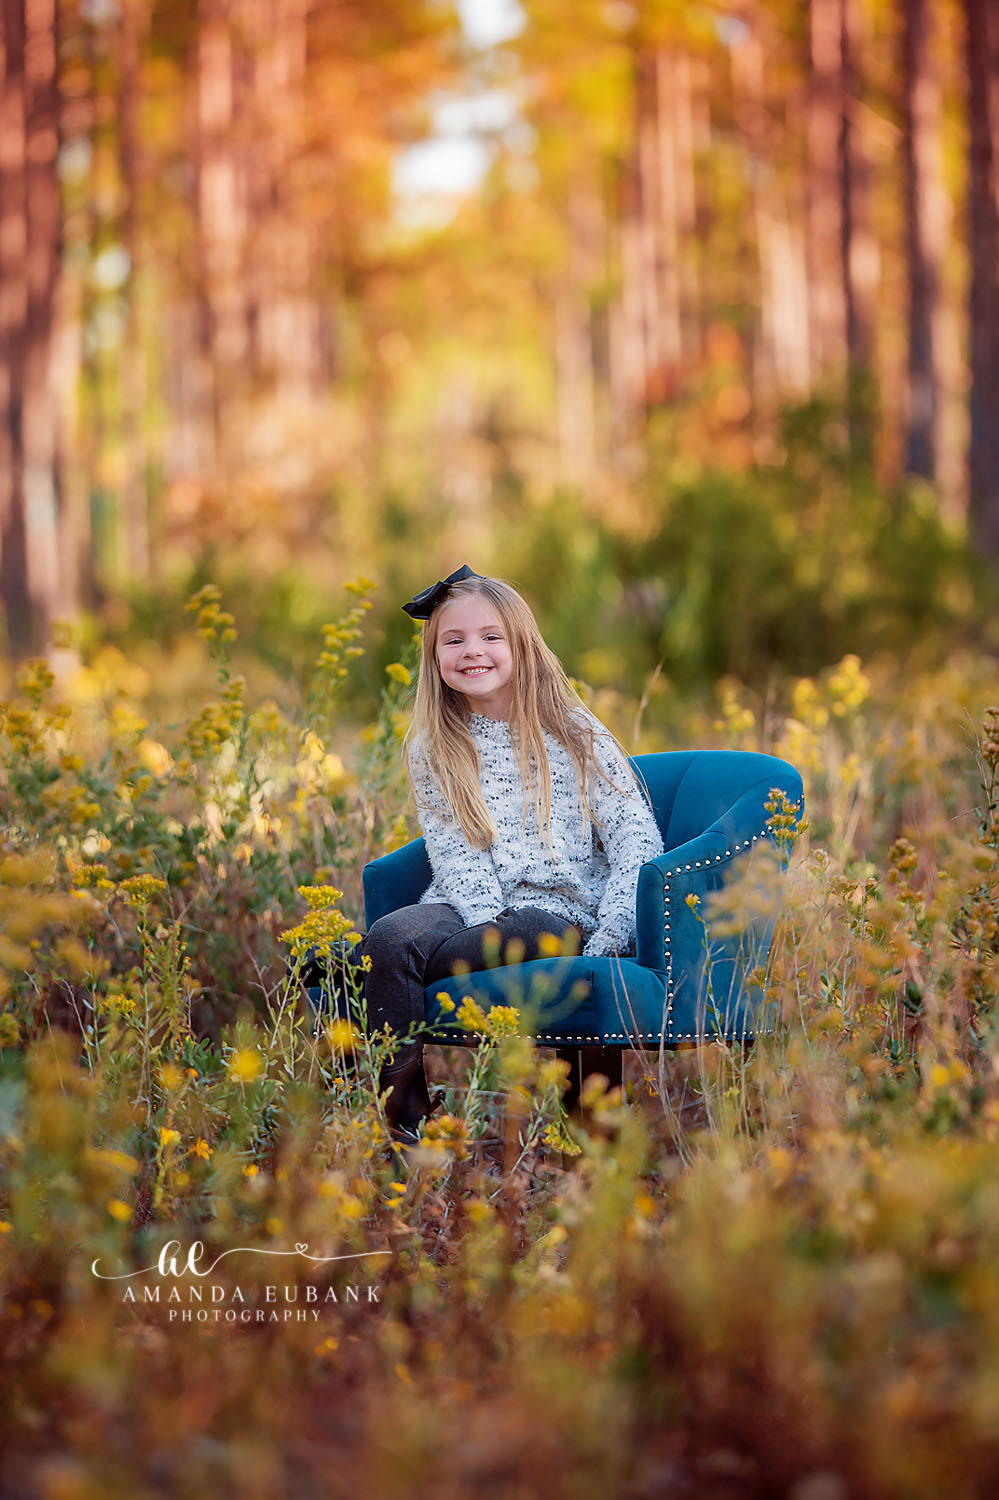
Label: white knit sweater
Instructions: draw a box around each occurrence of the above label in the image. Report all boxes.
[407,707,665,958]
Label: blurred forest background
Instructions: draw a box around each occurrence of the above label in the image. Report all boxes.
[5,8,999,1494]
[2,0,998,713]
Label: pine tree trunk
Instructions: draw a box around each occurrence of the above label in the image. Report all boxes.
[964,0,999,562]
[840,0,877,453]
[0,0,32,653]
[731,14,812,403]
[0,0,62,657]
[610,79,647,462]
[117,0,151,579]
[194,0,246,460]
[652,49,682,372]
[259,0,316,397]
[555,174,597,487]
[806,0,848,380]
[636,48,663,393]
[672,48,702,361]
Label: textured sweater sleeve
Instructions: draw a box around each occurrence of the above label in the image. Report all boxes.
[580,720,665,958]
[407,735,505,928]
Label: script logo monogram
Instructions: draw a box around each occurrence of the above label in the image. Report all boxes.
[91,1239,389,1281]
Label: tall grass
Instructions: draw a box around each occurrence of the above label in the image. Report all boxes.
[1,589,997,1498]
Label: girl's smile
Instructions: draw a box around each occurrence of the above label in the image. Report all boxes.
[435,597,514,720]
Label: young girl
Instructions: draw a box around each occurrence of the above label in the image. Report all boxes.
[340,564,665,1144]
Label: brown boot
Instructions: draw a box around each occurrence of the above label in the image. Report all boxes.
[378,1045,444,1145]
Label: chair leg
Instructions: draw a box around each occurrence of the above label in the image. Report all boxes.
[555,1045,624,1114]
[582,1045,623,1097]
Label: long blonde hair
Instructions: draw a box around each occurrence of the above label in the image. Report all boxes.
[403,573,644,854]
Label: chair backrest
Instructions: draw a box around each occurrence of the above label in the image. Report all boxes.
[364,748,801,927]
[630,749,800,852]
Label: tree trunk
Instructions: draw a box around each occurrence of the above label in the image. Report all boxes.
[840,0,878,454]
[254,0,317,398]
[806,0,848,381]
[610,38,702,458]
[731,14,810,401]
[610,84,647,463]
[636,48,663,394]
[0,0,62,658]
[964,0,999,562]
[902,0,942,479]
[651,49,682,373]
[555,174,598,488]
[117,0,151,580]
[194,0,246,459]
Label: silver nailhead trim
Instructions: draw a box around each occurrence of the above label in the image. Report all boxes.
[663,823,772,1043]
[432,824,775,1049]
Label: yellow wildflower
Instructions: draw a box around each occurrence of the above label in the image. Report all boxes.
[159,1062,184,1091]
[326,1019,358,1053]
[456,997,488,1033]
[116,874,169,909]
[485,1004,521,1039]
[228,1049,264,1083]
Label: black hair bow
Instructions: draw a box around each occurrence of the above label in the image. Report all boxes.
[401,564,482,620]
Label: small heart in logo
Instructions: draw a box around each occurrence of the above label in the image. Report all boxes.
[295,1242,308,1254]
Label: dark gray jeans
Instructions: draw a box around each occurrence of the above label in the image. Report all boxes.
[310,902,584,1045]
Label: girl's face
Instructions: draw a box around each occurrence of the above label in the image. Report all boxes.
[434,595,514,720]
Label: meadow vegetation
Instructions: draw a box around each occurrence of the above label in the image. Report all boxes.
[1,576,998,1499]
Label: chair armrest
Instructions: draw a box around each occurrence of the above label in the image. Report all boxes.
[362,837,432,927]
[634,773,802,1039]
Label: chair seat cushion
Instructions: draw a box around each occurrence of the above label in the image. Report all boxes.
[424,955,771,1046]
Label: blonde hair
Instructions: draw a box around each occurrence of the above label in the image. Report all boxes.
[403,573,644,854]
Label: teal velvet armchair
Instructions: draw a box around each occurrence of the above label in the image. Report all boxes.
[354,749,803,1057]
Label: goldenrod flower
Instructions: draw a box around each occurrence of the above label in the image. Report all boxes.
[542,1123,580,1155]
[326,1018,358,1053]
[456,996,488,1033]
[159,1062,184,1091]
[538,1058,571,1090]
[228,1049,264,1083]
[280,885,358,962]
[485,1004,521,1039]
[117,874,169,909]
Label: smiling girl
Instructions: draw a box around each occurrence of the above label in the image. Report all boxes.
[333,564,664,1145]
